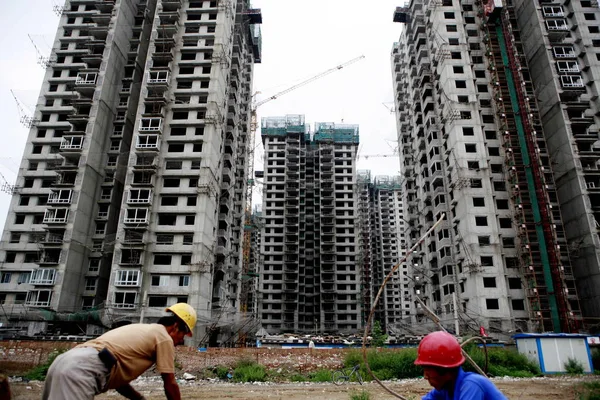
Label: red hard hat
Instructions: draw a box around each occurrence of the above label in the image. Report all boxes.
[414,331,465,368]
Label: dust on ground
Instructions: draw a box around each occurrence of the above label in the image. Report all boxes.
[10,375,598,399]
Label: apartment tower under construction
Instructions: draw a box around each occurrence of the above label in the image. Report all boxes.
[259,115,362,335]
[391,0,599,335]
[357,172,410,334]
[0,0,261,342]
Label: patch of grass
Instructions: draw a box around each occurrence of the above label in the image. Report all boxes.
[349,390,371,400]
[290,373,307,382]
[576,381,600,400]
[25,349,66,381]
[344,348,421,381]
[214,365,230,380]
[344,345,540,380]
[565,358,585,375]
[309,368,333,383]
[463,346,541,377]
[232,362,266,383]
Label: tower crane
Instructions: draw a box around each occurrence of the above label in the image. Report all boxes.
[238,55,365,341]
[0,171,19,195]
[11,90,38,129]
[28,35,55,69]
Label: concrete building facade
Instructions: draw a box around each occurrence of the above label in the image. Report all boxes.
[392,0,586,336]
[0,0,261,342]
[510,0,600,326]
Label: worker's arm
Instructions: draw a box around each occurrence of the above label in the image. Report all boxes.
[115,383,145,400]
[161,372,182,400]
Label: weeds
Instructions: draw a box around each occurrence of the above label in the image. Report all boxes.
[349,390,371,400]
[25,349,66,381]
[564,358,585,374]
[214,365,230,380]
[576,381,600,400]
[309,369,333,382]
[343,346,540,380]
[462,347,540,377]
[232,362,266,383]
[290,373,307,382]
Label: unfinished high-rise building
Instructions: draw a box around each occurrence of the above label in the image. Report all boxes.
[357,172,409,334]
[391,0,595,336]
[259,115,362,335]
[0,0,261,342]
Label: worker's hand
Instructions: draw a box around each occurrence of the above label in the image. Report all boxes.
[116,383,146,400]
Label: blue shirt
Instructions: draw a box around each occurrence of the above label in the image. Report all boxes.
[422,368,508,400]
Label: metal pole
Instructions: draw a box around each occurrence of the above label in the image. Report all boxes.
[139,291,147,323]
[453,292,460,336]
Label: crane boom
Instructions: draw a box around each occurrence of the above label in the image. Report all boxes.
[253,55,365,109]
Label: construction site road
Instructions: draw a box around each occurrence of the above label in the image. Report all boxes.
[9,375,599,399]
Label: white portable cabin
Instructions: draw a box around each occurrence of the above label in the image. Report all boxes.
[513,333,594,373]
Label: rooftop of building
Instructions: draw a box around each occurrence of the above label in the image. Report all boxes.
[261,115,359,144]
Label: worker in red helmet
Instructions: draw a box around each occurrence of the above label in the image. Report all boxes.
[415,331,507,400]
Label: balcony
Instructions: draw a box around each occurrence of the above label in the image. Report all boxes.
[123,208,149,224]
[139,117,162,133]
[127,189,152,205]
[147,70,170,91]
[133,157,158,170]
[161,0,181,10]
[43,208,69,224]
[158,9,180,25]
[94,0,115,13]
[26,290,53,307]
[41,233,64,246]
[152,47,174,62]
[115,270,141,287]
[91,11,111,26]
[81,49,104,67]
[30,269,57,285]
[135,135,160,151]
[60,136,84,152]
[560,75,585,89]
[74,72,98,95]
[53,173,76,187]
[48,190,73,205]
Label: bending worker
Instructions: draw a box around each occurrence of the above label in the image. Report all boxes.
[415,331,507,400]
[42,302,197,400]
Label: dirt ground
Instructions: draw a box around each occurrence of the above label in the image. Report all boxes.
[9,375,599,399]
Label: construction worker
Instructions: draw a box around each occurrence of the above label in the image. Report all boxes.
[42,303,197,400]
[415,331,507,400]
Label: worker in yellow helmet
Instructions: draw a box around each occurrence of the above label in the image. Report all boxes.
[42,303,197,400]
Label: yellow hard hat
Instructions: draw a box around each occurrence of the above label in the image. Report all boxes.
[165,303,197,333]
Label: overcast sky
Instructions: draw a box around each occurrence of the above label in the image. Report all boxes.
[0,0,404,230]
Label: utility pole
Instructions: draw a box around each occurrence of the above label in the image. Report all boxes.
[139,291,147,323]
[452,292,460,336]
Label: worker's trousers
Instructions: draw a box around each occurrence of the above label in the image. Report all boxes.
[42,347,110,400]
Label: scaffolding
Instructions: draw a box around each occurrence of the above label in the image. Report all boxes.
[479,1,582,333]
[313,122,360,144]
